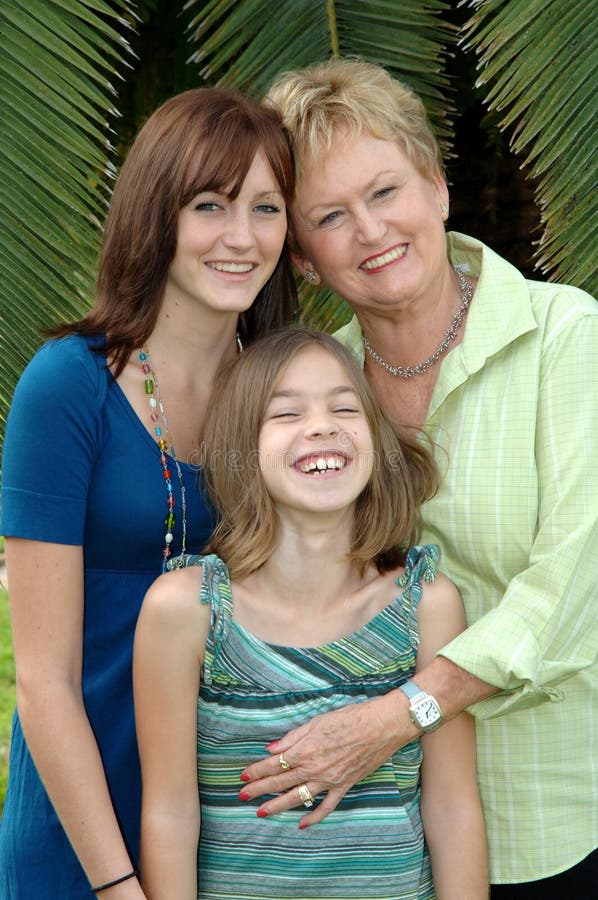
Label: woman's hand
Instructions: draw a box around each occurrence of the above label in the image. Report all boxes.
[239,693,418,825]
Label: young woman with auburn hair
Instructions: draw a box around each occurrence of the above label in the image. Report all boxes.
[0,87,296,898]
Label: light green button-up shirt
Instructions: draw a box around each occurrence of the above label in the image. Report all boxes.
[335,232,598,883]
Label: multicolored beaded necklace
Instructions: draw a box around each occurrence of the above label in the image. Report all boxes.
[139,348,188,572]
[140,334,243,571]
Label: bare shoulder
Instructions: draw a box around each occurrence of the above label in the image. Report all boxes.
[420,570,464,618]
[140,564,206,629]
[416,571,467,664]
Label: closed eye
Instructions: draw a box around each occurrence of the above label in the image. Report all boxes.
[372,186,396,201]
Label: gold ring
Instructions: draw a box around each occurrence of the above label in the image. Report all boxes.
[297,784,315,808]
[279,752,290,771]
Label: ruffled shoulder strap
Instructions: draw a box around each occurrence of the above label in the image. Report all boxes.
[168,552,233,684]
[396,544,439,650]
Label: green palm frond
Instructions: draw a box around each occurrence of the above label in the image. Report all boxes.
[185,0,456,331]
[461,0,598,293]
[186,0,455,149]
[0,0,136,432]
[296,280,353,332]
[1,0,594,449]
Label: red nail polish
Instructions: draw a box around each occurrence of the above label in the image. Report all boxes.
[299,822,309,830]
[238,790,251,801]
[239,773,250,782]
[256,808,268,818]
[265,741,279,750]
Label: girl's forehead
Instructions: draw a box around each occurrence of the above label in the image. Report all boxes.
[269,345,358,396]
[280,344,346,374]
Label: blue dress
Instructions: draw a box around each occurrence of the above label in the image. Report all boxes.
[0,336,215,898]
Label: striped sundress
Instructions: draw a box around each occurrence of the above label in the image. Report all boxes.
[192,545,438,900]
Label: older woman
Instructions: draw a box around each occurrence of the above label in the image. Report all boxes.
[237,60,598,898]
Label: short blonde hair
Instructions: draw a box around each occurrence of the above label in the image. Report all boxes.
[265,58,443,182]
[201,328,438,579]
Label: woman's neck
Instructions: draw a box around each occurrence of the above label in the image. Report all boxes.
[147,305,240,377]
[115,307,241,462]
[357,264,464,370]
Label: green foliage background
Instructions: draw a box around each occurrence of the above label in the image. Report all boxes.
[0,0,596,440]
[0,0,597,810]
[0,582,14,814]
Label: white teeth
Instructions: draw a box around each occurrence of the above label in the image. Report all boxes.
[361,245,406,270]
[299,456,345,473]
[208,261,254,273]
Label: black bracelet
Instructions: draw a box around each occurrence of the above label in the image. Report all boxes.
[91,869,138,893]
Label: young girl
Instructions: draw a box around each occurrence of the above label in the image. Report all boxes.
[133,329,488,900]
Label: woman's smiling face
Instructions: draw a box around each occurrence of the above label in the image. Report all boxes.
[165,149,287,316]
[290,132,449,315]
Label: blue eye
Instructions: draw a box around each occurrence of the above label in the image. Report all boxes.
[318,210,343,227]
[194,201,222,212]
[255,203,282,214]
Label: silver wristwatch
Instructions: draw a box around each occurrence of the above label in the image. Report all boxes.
[399,679,444,733]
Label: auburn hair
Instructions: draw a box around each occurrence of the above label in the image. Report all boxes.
[50,88,297,373]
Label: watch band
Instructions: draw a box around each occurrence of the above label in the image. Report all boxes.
[399,679,425,701]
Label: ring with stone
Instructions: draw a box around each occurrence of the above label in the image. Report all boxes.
[279,752,290,771]
[297,783,315,808]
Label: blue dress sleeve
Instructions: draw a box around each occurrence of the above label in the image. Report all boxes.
[1,336,109,544]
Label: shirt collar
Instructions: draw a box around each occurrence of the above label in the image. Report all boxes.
[334,232,538,376]
[447,232,537,376]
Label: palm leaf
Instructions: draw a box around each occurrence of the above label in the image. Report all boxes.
[460,0,597,293]
[0,0,136,435]
[185,0,457,331]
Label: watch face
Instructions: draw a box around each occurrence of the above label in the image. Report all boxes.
[414,699,442,727]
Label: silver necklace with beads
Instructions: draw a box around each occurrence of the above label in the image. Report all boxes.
[139,347,189,572]
[362,267,473,379]
[139,334,244,571]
